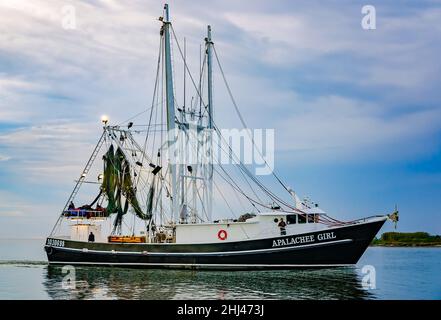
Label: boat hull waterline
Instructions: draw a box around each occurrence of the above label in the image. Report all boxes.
[45,217,386,270]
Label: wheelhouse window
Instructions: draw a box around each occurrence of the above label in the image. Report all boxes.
[298,214,306,224]
[308,214,315,223]
[287,214,297,224]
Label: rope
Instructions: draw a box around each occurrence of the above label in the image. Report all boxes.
[212,45,293,195]
[170,25,208,110]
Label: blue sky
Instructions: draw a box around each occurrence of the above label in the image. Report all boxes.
[0,0,440,238]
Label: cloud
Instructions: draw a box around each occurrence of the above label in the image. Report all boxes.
[0,190,60,238]
[0,0,439,168]
[0,190,49,218]
[223,4,441,101]
[0,76,42,93]
[0,120,101,185]
[275,95,441,163]
[0,1,440,236]
[0,155,11,161]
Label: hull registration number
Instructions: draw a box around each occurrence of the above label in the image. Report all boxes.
[47,238,65,247]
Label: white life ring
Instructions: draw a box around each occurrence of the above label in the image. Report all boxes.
[217,229,228,241]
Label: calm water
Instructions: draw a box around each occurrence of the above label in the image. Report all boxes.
[0,239,439,299]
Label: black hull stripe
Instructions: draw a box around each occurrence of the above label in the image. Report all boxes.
[46,239,353,256]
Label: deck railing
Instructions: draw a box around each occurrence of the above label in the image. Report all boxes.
[63,209,108,219]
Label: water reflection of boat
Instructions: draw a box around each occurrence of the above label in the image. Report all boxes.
[43,265,374,300]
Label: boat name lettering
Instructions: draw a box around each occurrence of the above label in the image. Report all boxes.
[47,238,65,247]
[272,232,337,247]
[317,232,337,241]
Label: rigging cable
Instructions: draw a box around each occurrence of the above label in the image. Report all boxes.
[170,25,302,213]
[212,45,293,195]
[135,34,163,188]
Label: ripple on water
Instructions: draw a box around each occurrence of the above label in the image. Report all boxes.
[0,260,48,267]
[0,247,439,299]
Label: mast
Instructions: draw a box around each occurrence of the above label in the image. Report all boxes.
[162,3,178,223]
[206,25,214,129]
[205,25,214,221]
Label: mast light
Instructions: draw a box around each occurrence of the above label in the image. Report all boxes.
[101,115,109,125]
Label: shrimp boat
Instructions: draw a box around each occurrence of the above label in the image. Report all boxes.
[45,4,398,269]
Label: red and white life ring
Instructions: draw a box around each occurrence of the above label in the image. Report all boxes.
[217,229,228,241]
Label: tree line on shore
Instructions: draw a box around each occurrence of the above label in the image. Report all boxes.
[371,232,441,246]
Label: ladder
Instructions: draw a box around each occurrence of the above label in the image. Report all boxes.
[49,130,107,236]
[63,130,107,211]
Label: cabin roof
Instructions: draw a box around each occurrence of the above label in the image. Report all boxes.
[258,208,326,216]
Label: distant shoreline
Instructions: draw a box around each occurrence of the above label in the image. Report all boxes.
[371,231,441,247]
[370,243,441,247]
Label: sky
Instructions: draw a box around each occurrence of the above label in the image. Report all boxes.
[0,0,440,238]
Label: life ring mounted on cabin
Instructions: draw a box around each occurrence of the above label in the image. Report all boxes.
[217,229,228,241]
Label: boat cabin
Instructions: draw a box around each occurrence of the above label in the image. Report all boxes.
[174,209,327,244]
[65,208,327,244]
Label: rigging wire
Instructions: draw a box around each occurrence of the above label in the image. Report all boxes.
[212,121,302,213]
[212,45,293,195]
[135,34,163,188]
[213,178,250,239]
[170,25,208,111]
[170,24,300,212]
[116,107,154,127]
[169,24,305,215]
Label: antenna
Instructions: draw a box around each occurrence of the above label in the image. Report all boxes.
[183,37,186,113]
[164,3,170,21]
[206,25,213,129]
[199,43,202,119]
